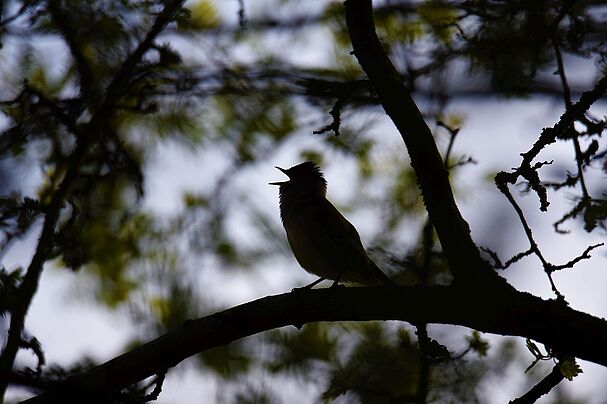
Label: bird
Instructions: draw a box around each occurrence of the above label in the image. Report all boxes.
[270,161,393,287]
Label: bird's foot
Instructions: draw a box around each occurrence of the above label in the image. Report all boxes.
[292,277,326,292]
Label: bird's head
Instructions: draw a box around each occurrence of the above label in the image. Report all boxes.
[269,161,327,198]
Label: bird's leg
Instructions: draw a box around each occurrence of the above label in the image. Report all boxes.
[330,271,343,288]
[292,277,325,292]
[305,277,325,288]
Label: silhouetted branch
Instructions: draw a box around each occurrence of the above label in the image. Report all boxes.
[344,0,498,284]
[313,98,345,136]
[22,285,607,403]
[496,72,607,208]
[481,247,534,270]
[549,243,604,272]
[0,133,90,396]
[494,180,565,301]
[552,29,589,198]
[553,196,591,234]
[509,365,564,404]
[437,120,460,166]
[492,39,607,298]
[116,371,167,404]
[0,370,58,393]
[19,337,45,375]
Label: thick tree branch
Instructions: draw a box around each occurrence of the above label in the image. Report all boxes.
[343,0,495,283]
[23,285,607,402]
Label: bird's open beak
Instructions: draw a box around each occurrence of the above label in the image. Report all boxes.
[269,166,290,185]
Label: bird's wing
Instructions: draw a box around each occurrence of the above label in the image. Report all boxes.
[319,199,367,256]
[315,199,392,285]
[283,198,364,278]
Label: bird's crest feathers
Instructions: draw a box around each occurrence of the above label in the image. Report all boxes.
[270,161,327,197]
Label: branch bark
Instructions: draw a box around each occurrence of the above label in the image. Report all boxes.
[24,285,607,402]
[509,365,565,404]
[344,0,495,284]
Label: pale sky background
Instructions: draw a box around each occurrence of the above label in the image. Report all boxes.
[2,0,607,402]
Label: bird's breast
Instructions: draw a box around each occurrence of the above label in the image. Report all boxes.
[281,202,340,279]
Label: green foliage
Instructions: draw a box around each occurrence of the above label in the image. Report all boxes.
[299,149,325,166]
[388,164,424,227]
[79,213,152,306]
[211,94,297,162]
[464,2,556,93]
[148,275,199,332]
[178,0,220,31]
[140,103,206,143]
[197,342,251,379]
[465,331,490,357]
[375,10,425,46]
[267,323,336,374]
[324,324,419,401]
[417,1,459,44]
[183,192,209,208]
[558,357,583,381]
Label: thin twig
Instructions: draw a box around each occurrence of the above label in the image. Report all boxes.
[494,182,565,300]
[313,97,346,136]
[437,120,460,167]
[481,247,534,270]
[552,32,590,199]
[549,243,604,272]
[509,365,564,404]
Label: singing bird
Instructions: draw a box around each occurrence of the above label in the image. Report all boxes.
[270,162,393,287]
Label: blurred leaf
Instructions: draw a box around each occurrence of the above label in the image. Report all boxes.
[466,330,490,357]
[181,0,220,30]
[197,342,251,378]
[148,275,199,332]
[324,324,419,401]
[215,238,239,264]
[72,212,154,306]
[376,11,424,45]
[142,102,206,143]
[267,323,337,374]
[299,150,325,165]
[183,192,209,208]
[417,0,459,44]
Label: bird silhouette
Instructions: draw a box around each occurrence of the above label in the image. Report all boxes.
[270,162,393,287]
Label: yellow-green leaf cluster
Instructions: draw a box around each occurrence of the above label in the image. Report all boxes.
[180,0,220,30]
[559,357,583,381]
[417,0,459,44]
